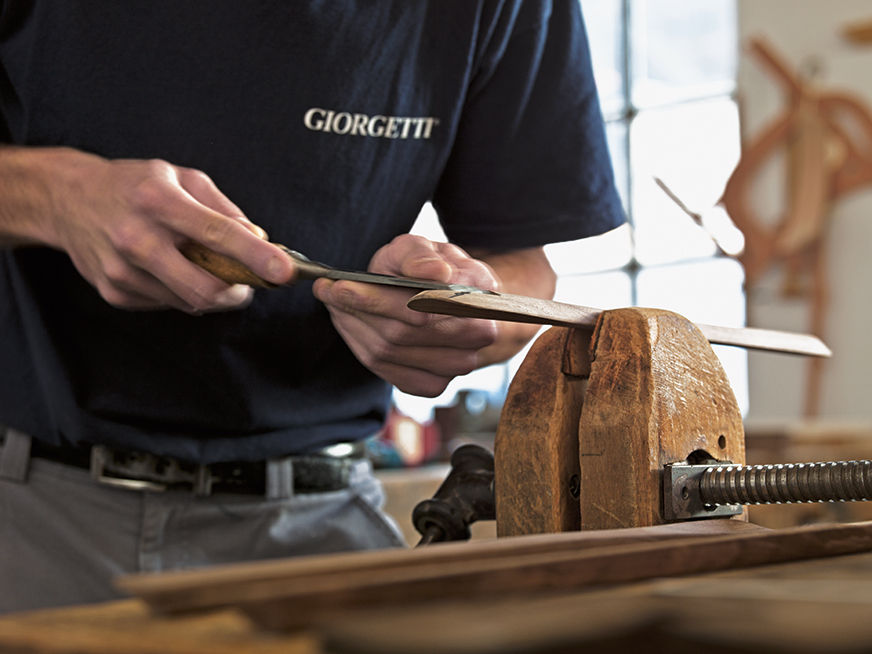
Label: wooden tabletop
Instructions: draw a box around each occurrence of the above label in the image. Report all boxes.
[2,532,872,654]
[0,599,319,654]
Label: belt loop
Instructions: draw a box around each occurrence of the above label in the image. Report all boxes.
[194,465,213,497]
[0,428,32,482]
[265,457,294,500]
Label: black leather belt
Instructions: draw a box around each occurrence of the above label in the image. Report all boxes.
[28,438,364,497]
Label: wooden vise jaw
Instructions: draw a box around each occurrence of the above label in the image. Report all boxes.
[494,307,746,536]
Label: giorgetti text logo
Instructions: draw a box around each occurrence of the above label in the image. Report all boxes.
[303,107,439,139]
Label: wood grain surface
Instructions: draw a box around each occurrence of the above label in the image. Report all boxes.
[494,327,590,536]
[118,521,754,615]
[114,520,872,633]
[238,520,872,631]
[578,308,746,529]
[408,290,831,357]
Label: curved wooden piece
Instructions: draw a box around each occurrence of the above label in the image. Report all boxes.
[747,37,804,99]
[494,327,591,537]
[820,93,872,194]
[776,96,832,257]
[842,18,872,44]
[722,38,872,285]
[578,308,746,530]
[719,107,796,281]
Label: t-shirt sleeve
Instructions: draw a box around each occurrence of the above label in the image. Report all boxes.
[433,0,625,250]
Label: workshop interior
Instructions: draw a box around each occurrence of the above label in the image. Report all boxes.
[3,1,872,653]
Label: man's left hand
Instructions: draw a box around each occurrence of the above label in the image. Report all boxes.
[313,234,500,397]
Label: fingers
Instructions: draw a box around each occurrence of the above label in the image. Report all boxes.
[323,297,495,397]
[313,235,504,395]
[100,272,253,313]
[32,151,283,314]
[175,166,271,241]
[71,243,255,314]
[316,273,499,396]
[126,163,293,286]
[314,278,425,325]
[369,234,500,291]
[78,159,293,312]
[315,279,496,348]
[175,166,246,222]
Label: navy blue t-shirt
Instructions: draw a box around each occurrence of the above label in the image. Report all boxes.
[0,1,624,462]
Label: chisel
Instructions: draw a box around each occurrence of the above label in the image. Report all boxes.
[182,241,831,357]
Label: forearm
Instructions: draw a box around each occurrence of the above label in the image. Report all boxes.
[0,144,80,247]
[468,246,556,367]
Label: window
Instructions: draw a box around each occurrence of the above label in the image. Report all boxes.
[583,0,747,411]
[398,0,746,422]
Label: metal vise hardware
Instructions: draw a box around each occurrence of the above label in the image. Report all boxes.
[663,462,743,521]
[664,459,872,521]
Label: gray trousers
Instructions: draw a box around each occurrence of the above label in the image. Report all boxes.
[0,431,406,614]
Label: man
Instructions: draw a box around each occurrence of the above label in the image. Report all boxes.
[0,1,624,612]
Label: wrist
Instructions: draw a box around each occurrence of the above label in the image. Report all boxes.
[0,145,98,248]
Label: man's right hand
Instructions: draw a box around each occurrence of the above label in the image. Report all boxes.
[0,146,295,313]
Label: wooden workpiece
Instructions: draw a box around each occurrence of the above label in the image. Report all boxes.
[408,289,830,357]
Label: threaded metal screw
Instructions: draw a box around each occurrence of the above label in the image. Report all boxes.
[700,460,872,506]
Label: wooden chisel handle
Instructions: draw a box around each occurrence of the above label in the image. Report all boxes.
[180,241,276,287]
[180,241,331,288]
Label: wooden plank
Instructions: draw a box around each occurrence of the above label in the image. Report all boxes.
[578,308,746,529]
[118,521,872,632]
[118,521,755,615]
[234,521,872,631]
[407,290,832,357]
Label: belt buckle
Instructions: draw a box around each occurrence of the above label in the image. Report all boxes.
[89,445,167,492]
[89,445,216,495]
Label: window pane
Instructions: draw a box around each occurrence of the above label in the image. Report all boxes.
[554,269,633,310]
[409,202,446,242]
[631,0,737,107]
[546,223,632,275]
[636,258,748,414]
[580,0,626,119]
[606,120,630,213]
[631,98,741,265]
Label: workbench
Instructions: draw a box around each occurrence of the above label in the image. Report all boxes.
[0,531,870,654]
